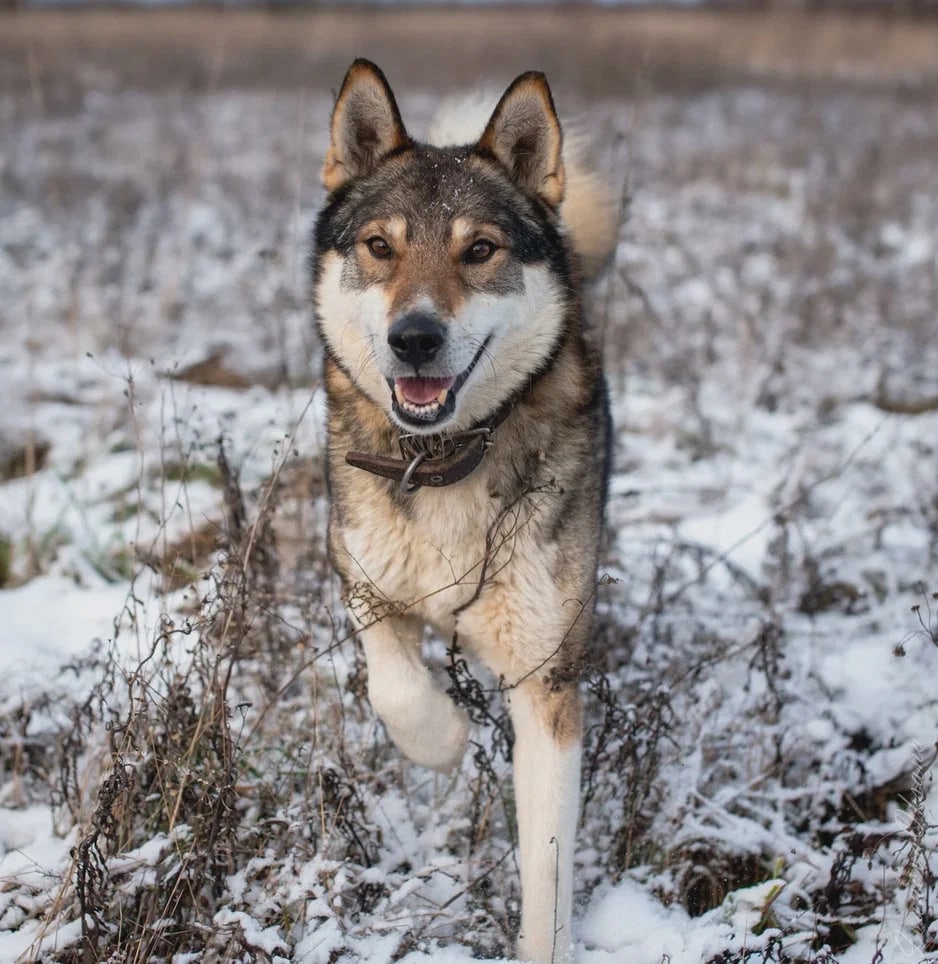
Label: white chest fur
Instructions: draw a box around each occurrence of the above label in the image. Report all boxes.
[338,473,502,634]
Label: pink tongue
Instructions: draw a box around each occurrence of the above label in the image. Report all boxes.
[396,376,455,405]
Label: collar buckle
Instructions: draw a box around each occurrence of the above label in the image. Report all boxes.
[396,427,493,495]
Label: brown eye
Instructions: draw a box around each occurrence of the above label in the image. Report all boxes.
[464,240,497,264]
[366,236,393,259]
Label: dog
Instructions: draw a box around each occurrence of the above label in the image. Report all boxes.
[311,59,614,963]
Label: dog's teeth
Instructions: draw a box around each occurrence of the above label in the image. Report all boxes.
[437,389,449,405]
[404,400,436,414]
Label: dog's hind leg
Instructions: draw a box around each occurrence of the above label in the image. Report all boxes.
[357,614,470,773]
[508,678,581,964]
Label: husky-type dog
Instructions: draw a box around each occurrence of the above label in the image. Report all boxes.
[312,60,613,963]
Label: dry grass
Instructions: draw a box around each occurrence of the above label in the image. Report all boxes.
[2,6,938,114]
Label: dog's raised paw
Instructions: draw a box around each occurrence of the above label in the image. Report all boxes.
[380,687,469,773]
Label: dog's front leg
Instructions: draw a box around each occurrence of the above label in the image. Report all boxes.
[509,678,582,964]
[356,613,470,773]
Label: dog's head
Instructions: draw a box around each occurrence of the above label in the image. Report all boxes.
[313,60,573,435]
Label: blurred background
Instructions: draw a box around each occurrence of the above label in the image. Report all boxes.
[3,3,937,388]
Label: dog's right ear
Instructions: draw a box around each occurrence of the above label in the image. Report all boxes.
[322,60,410,193]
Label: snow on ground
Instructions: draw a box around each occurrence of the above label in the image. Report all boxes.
[1,52,937,964]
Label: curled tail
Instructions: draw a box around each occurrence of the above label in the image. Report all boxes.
[426,91,620,279]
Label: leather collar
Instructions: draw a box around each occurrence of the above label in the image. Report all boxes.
[345,404,513,494]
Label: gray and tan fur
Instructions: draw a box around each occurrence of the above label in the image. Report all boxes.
[312,60,614,964]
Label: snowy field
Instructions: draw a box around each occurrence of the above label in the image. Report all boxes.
[1,10,937,963]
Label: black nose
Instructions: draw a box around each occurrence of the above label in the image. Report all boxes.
[388,312,446,368]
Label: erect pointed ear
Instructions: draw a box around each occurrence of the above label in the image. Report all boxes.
[477,72,565,209]
[322,59,411,193]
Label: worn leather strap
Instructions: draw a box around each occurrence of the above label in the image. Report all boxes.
[346,429,490,489]
[345,402,514,492]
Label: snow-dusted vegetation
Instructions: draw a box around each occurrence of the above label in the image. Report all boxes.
[1,11,937,963]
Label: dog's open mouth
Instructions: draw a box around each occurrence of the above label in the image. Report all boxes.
[393,375,456,421]
[390,338,489,428]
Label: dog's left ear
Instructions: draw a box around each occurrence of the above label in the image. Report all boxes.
[478,72,565,210]
[322,59,411,193]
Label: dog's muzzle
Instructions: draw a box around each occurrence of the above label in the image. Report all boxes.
[388,323,491,430]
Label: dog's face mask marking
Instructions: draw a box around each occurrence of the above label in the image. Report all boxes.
[314,61,573,434]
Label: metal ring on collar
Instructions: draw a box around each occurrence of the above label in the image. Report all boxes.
[399,450,428,495]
